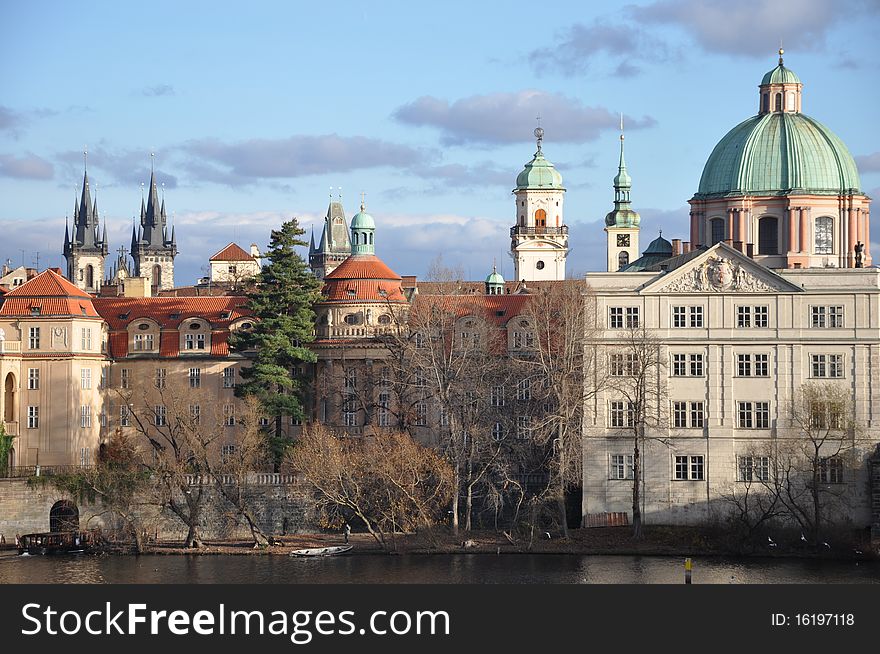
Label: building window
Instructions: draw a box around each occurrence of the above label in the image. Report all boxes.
[674,455,704,481]
[220,444,236,463]
[81,368,92,389]
[81,327,92,350]
[810,354,843,379]
[736,354,769,377]
[377,392,390,427]
[618,251,629,269]
[120,368,131,389]
[814,217,833,254]
[490,385,505,407]
[80,447,91,467]
[610,401,635,428]
[492,422,504,441]
[28,327,40,349]
[99,367,107,389]
[223,404,235,426]
[120,405,131,427]
[516,415,531,439]
[672,354,686,377]
[758,216,779,255]
[414,369,427,388]
[343,396,358,427]
[739,455,770,482]
[672,401,705,428]
[344,368,357,390]
[610,454,633,480]
[414,402,427,427]
[609,307,639,329]
[809,401,844,430]
[27,368,39,390]
[189,368,201,388]
[674,353,704,377]
[818,457,843,484]
[222,367,236,388]
[154,405,167,427]
[810,306,844,328]
[610,353,638,377]
[439,405,449,427]
[672,306,702,328]
[738,401,770,429]
[710,218,724,245]
[155,368,167,390]
[737,305,769,328]
[80,405,91,428]
[27,406,38,429]
[690,354,704,377]
[516,378,531,401]
[134,333,155,351]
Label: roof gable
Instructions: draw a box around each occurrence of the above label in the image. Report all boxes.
[209,243,255,262]
[5,269,91,299]
[640,242,804,294]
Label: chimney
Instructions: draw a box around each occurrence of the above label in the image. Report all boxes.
[671,239,682,256]
[249,244,260,259]
[682,241,691,254]
[49,267,63,276]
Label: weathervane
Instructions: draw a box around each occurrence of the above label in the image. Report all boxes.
[534,115,544,154]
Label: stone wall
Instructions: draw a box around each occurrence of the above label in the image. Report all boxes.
[0,474,316,543]
[870,446,880,547]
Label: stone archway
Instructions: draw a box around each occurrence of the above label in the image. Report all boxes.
[49,500,79,533]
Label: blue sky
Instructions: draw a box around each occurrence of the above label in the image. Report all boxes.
[1,0,878,283]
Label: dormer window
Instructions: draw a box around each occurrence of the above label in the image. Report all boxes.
[30,306,41,316]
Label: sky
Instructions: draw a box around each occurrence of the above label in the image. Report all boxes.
[1,0,878,284]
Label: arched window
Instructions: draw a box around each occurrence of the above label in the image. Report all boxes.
[50,500,79,532]
[85,265,94,288]
[758,216,779,255]
[152,265,162,288]
[535,208,546,229]
[710,218,725,245]
[761,93,769,113]
[774,93,782,112]
[815,216,833,254]
[618,251,629,269]
[369,233,373,245]
[786,92,795,111]
[4,372,15,422]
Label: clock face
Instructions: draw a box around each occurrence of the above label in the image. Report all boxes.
[617,234,630,247]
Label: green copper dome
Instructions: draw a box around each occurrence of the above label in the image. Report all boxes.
[350,208,375,229]
[761,63,801,86]
[485,270,504,285]
[516,150,564,190]
[695,113,861,199]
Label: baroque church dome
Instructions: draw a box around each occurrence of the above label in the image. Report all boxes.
[515,129,564,190]
[695,58,861,200]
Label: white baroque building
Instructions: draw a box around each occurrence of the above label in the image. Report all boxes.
[583,54,877,527]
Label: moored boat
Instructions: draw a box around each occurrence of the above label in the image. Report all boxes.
[16,531,97,555]
[289,545,353,557]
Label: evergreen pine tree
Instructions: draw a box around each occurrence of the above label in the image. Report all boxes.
[230,218,322,468]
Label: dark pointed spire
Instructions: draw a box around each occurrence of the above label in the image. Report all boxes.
[309,226,316,254]
[63,216,71,256]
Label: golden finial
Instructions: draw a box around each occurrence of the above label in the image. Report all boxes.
[778,44,784,66]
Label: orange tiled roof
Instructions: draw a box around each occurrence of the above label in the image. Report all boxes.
[324,255,401,281]
[0,269,101,317]
[94,296,250,330]
[209,243,256,262]
[321,279,407,303]
[410,293,530,326]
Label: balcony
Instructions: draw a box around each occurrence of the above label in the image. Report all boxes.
[510,225,568,238]
[0,341,22,354]
[3,421,18,436]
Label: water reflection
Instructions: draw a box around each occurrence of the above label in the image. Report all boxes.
[1,551,878,584]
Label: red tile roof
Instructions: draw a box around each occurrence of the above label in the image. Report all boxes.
[411,293,531,326]
[0,269,100,317]
[94,296,250,329]
[324,255,401,281]
[209,243,255,262]
[321,255,406,303]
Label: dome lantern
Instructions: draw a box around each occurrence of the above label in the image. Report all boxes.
[758,49,803,115]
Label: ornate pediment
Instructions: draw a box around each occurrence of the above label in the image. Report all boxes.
[645,247,802,294]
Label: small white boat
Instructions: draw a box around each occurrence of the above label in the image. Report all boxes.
[289,545,353,557]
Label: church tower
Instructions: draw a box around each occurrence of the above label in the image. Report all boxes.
[131,167,177,290]
[63,162,108,293]
[309,193,352,280]
[604,121,641,271]
[510,127,568,281]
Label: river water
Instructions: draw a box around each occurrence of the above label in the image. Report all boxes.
[1,551,878,584]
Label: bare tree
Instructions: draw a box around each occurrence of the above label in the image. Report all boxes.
[517,279,602,538]
[771,382,865,545]
[604,322,668,540]
[288,426,453,550]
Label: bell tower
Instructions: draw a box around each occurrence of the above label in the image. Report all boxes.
[604,118,640,271]
[510,127,568,281]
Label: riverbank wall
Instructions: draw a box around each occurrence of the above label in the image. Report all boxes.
[0,474,316,542]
